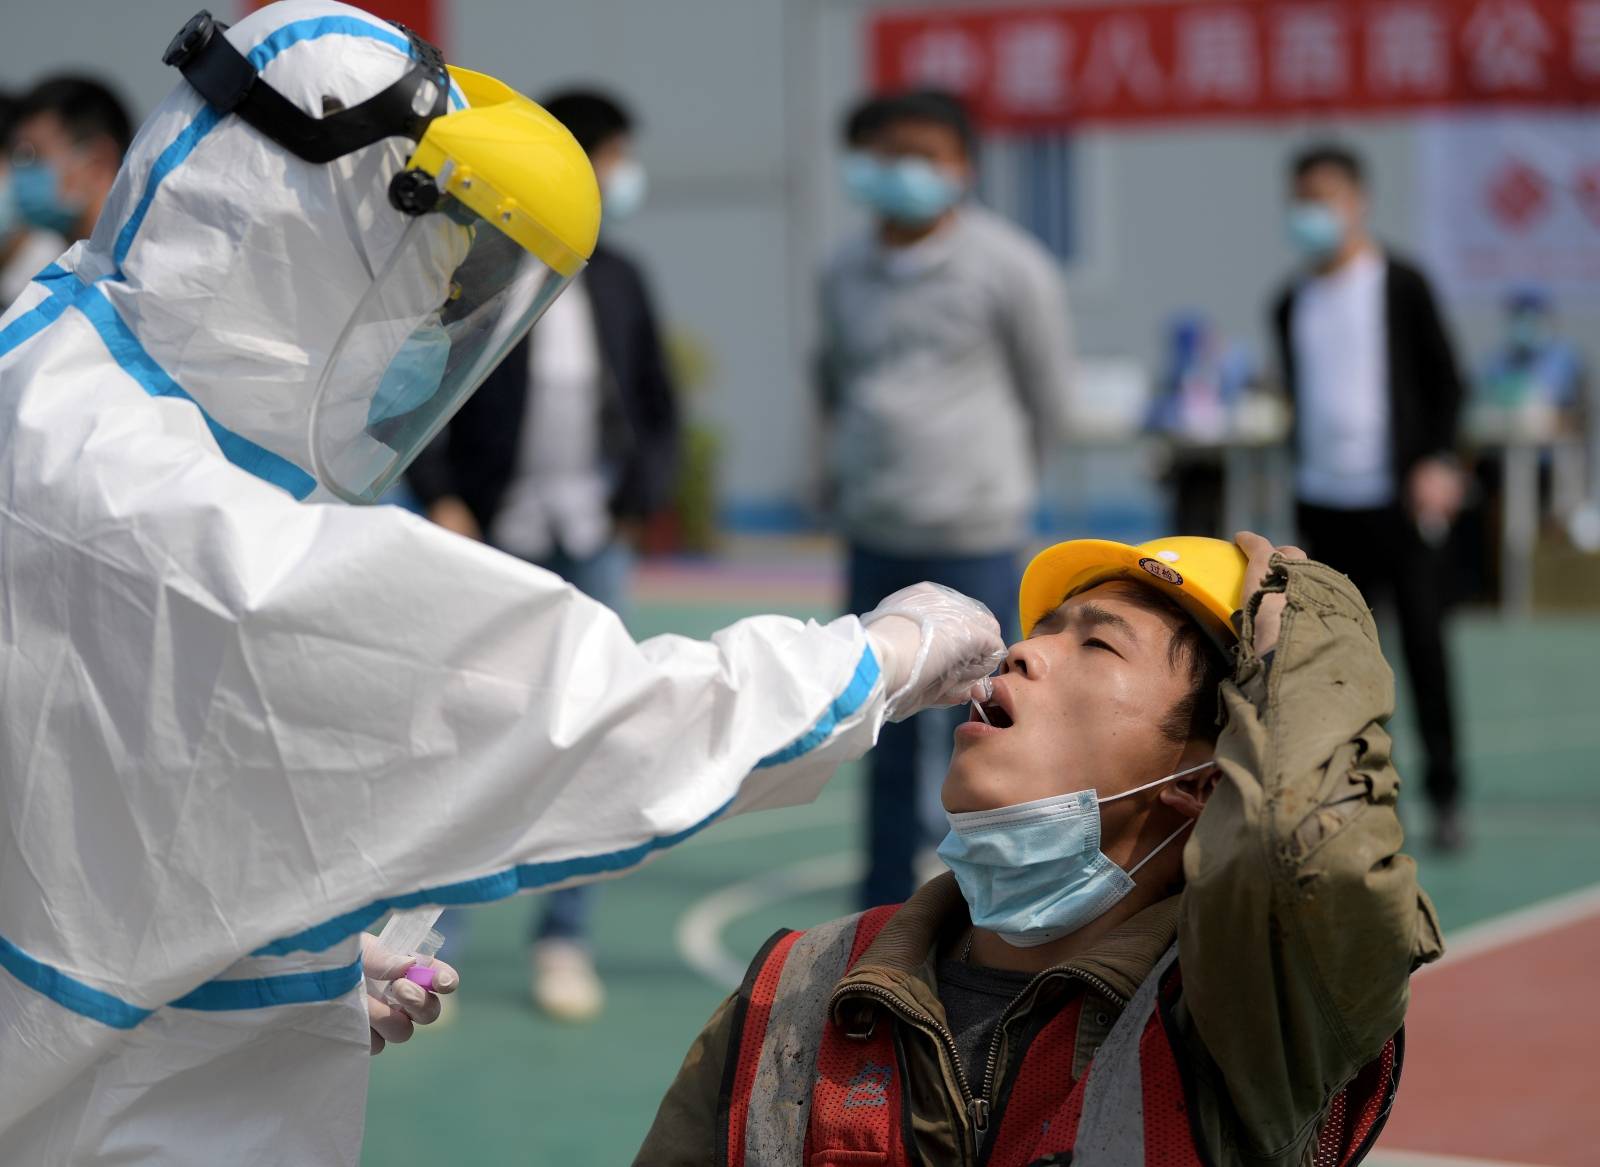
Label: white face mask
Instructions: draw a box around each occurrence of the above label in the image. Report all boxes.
[937,761,1213,948]
[601,158,647,223]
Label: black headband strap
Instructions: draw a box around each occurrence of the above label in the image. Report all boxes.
[164,10,449,166]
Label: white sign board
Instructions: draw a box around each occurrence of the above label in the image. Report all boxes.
[1417,113,1600,301]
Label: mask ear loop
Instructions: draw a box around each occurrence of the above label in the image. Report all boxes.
[1127,819,1194,879]
[1106,758,1217,879]
[1099,758,1216,805]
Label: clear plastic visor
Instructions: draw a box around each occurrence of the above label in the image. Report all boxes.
[309,197,575,503]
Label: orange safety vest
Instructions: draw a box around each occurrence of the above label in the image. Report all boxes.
[719,905,1401,1167]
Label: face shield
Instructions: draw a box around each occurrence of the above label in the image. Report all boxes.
[310,66,599,502]
[308,187,574,502]
[164,14,600,503]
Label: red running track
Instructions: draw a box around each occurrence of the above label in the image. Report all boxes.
[1378,907,1600,1167]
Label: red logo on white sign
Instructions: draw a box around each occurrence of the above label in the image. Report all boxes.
[1485,158,1550,230]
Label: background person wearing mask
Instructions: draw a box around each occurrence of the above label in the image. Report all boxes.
[9,75,131,246]
[1271,142,1468,850]
[0,91,68,309]
[408,88,679,1024]
[819,89,1076,910]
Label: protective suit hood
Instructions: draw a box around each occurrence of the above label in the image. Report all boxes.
[74,0,465,495]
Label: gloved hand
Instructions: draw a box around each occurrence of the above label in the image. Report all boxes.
[361,932,460,1055]
[861,583,1006,722]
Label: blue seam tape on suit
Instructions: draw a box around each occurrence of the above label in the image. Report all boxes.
[754,647,879,769]
[114,15,464,270]
[0,935,153,1031]
[0,641,879,1020]
[255,645,882,957]
[10,17,478,492]
[0,932,362,1028]
[0,268,316,498]
[168,957,364,1011]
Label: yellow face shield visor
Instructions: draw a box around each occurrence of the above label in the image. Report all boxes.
[309,67,602,503]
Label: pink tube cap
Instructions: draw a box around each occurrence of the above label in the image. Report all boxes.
[404,965,437,991]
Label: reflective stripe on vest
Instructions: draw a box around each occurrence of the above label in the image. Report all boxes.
[722,907,899,1167]
[722,905,1403,1167]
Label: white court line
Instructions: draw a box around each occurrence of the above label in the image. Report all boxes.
[676,851,859,989]
[1418,879,1600,974]
[1368,1151,1559,1167]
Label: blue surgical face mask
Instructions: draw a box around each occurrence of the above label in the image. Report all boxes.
[602,157,648,223]
[846,154,964,225]
[12,161,85,236]
[938,761,1212,948]
[1286,201,1345,260]
[367,317,451,427]
[842,151,882,206]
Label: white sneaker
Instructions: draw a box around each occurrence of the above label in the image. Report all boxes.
[531,940,605,1023]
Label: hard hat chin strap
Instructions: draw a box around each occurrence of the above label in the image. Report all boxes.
[163,9,449,166]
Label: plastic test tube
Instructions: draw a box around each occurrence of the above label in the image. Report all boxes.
[366,906,446,1007]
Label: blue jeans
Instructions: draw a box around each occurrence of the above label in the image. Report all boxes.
[438,539,632,956]
[848,544,1019,909]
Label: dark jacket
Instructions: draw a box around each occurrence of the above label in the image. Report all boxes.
[636,555,1444,1166]
[408,243,680,532]
[1272,251,1464,491]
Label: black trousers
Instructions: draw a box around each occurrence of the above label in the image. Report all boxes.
[1296,502,1462,810]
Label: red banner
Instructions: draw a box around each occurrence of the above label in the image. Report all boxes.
[870,0,1600,128]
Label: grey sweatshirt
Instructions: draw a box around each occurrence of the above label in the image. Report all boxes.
[818,205,1075,556]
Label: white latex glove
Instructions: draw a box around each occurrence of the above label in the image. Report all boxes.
[361,932,460,1055]
[861,582,1006,722]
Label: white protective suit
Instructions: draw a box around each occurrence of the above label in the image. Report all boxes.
[0,4,1001,1162]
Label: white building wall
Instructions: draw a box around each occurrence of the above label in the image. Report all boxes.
[2,0,1591,522]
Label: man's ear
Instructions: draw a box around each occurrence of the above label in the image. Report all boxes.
[1160,742,1219,820]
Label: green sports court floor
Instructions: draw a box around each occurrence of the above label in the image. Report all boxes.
[361,542,1600,1167]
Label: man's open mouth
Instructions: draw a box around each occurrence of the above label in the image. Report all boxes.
[970,700,1014,729]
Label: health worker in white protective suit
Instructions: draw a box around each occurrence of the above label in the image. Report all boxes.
[0,4,1006,1163]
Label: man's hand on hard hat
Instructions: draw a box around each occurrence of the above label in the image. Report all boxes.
[1235,530,1307,657]
[861,583,1007,722]
[361,933,460,1055]
[428,495,482,541]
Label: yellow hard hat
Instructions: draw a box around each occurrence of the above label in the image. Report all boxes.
[1018,536,1248,648]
